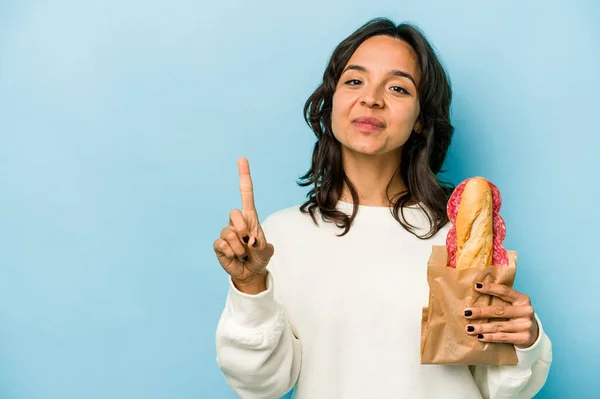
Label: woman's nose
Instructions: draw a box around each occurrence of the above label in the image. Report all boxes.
[360,88,384,108]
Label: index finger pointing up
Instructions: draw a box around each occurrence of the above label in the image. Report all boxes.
[238,157,256,213]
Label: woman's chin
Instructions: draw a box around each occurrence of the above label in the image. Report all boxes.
[345,135,389,155]
[346,145,385,155]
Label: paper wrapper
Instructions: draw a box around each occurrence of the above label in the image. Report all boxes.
[420,245,518,365]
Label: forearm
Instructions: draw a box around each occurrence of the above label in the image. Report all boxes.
[216,272,301,398]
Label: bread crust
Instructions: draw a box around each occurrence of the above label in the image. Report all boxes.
[455,177,493,269]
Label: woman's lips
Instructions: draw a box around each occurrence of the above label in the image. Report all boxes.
[353,121,385,133]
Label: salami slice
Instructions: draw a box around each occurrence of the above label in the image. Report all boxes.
[446,179,468,224]
[445,226,457,268]
[488,181,503,213]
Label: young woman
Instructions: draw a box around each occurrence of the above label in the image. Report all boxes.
[213,18,552,398]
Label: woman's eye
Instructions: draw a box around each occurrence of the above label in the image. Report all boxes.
[391,86,410,95]
[344,79,362,85]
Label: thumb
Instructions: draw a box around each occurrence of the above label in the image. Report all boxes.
[249,237,275,264]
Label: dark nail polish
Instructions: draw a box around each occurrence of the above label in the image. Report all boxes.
[243,236,249,244]
[467,326,474,332]
[477,334,484,339]
[464,310,472,317]
[242,256,248,262]
[252,238,259,248]
[476,283,483,289]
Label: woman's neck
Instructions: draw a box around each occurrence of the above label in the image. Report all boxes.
[339,148,409,207]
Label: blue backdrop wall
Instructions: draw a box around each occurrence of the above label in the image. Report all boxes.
[0,1,598,398]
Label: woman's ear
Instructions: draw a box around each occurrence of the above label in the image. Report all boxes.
[413,119,422,134]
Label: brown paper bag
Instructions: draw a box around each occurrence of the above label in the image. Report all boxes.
[420,245,518,365]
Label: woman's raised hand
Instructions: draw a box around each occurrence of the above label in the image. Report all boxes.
[213,157,275,294]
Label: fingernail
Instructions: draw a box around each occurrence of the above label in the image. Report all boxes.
[242,256,248,262]
[243,236,249,244]
[477,334,484,339]
[464,310,472,317]
[475,283,483,289]
[467,326,474,332]
[252,238,259,248]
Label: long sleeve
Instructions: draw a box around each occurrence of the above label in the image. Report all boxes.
[215,218,302,399]
[471,314,552,398]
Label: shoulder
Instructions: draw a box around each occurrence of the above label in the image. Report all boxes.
[402,203,452,243]
[431,220,451,245]
[259,204,323,256]
[260,203,316,234]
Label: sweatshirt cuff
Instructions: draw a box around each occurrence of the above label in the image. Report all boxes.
[225,272,279,331]
[514,313,550,370]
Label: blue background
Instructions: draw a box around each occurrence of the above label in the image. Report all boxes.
[1,1,598,398]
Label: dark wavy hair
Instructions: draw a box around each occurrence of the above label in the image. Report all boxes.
[297,18,455,239]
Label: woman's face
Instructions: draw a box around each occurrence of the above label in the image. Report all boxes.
[331,35,421,157]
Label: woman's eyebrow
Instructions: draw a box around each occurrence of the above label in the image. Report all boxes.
[342,64,417,87]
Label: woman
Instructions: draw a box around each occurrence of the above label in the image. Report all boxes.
[213,18,552,398]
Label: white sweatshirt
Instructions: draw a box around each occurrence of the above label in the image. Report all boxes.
[216,201,552,399]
